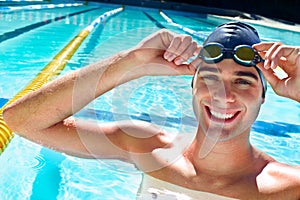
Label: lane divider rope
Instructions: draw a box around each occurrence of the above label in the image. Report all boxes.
[0,0,44,2]
[0,6,124,154]
[0,3,84,12]
[159,10,206,40]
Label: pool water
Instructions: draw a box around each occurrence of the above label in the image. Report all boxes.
[0,1,300,199]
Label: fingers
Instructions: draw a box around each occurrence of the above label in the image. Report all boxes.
[254,42,281,69]
[137,29,174,50]
[264,42,283,70]
[253,42,300,71]
[164,36,185,61]
[256,62,280,87]
[265,42,290,70]
[174,40,198,65]
[164,34,199,65]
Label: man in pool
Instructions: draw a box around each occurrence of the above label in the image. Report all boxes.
[3,21,300,199]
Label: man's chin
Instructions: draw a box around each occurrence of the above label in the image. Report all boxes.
[202,128,240,143]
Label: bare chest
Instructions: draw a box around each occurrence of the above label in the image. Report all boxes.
[150,166,299,200]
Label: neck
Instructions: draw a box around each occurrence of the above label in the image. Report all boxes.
[187,127,257,177]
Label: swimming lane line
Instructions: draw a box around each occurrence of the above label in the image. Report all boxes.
[0,0,43,2]
[0,3,83,12]
[159,10,206,40]
[143,11,166,29]
[0,7,100,44]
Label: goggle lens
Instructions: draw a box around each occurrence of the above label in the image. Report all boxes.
[200,43,263,66]
[235,46,255,64]
[202,45,222,59]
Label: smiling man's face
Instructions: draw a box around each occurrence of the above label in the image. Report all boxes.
[192,59,265,142]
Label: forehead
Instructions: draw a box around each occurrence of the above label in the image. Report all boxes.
[198,59,259,79]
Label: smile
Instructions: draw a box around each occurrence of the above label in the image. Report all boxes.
[205,106,240,123]
[210,110,235,120]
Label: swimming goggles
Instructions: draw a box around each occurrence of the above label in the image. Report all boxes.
[199,42,264,66]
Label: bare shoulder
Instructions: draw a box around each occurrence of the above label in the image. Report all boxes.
[257,161,300,195]
[262,161,300,180]
[117,120,196,173]
[114,120,182,172]
[115,120,173,153]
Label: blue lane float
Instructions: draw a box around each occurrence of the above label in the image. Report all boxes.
[85,7,123,32]
[159,10,207,40]
[0,3,84,12]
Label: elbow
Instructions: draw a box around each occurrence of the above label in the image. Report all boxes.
[2,104,26,134]
[2,105,17,131]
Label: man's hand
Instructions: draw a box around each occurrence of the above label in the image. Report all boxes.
[132,29,201,76]
[254,42,300,102]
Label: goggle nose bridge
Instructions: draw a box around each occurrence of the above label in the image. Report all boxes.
[221,49,234,59]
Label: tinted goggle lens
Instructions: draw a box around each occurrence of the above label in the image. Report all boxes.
[235,46,256,64]
[200,43,263,66]
[202,45,222,60]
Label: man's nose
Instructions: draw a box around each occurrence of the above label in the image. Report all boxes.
[211,82,235,103]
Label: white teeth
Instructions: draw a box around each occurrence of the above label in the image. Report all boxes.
[210,110,234,120]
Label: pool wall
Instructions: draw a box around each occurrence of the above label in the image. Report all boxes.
[85,0,251,19]
[88,0,300,25]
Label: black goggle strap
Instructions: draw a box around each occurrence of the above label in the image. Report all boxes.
[253,51,265,64]
[254,66,267,98]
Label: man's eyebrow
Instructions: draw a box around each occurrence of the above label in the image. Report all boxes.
[197,67,259,81]
[197,66,219,73]
[235,71,258,80]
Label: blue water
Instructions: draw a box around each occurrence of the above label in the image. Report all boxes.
[0,1,300,199]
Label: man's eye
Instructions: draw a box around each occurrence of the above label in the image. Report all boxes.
[235,79,252,85]
[202,75,219,81]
